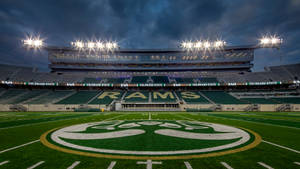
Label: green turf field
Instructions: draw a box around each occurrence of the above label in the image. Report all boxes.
[0,111,299,169]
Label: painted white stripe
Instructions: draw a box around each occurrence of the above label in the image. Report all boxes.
[0,140,39,154]
[107,161,116,169]
[258,162,274,169]
[27,161,45,169]
[184,161,193,169]
[0,161,9,166]
[262,140,300,154]
[67,161,80,169]
[176,114,300,130]
[220,162,234,169]
[0,113,125,130]
[294,162,300,166]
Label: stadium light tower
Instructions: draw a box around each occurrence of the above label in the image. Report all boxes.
[259,36,282,47]
[23,37,44,48]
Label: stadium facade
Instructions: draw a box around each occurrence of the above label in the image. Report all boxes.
[0,38,299,112]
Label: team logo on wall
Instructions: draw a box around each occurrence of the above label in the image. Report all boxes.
[41,120,261,159]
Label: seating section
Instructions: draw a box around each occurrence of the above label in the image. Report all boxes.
[199,77,219,83]
[123,91,149,102]
[83,78,101,83]
[131,76,149,83]
[0,89,28,104]
[89,91,124,105]
[271,97,300,104]
[105,78,125,83]
[152,76,169,83]
[151,91,176,102]
[55,91,100,104]
[240,98,278,104]
[10,90,47,104]
[175,78,195,83]
[28,91,73,104]
[201,91,246,104]
[176,91,210,104]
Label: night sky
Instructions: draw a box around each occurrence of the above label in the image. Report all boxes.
[0,0,299,71]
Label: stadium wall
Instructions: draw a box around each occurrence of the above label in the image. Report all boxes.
[1,104,300,112]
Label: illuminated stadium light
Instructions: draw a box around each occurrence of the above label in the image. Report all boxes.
[71,40,118,51]
[203,41,211,49]
[260,36,282,46]
[214,41,226,48]
[23,38,43,48]
[194,41,202,48]
[181,40,226,50]
[87,42,95,49]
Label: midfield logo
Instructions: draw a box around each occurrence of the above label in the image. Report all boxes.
[41,120,261,159]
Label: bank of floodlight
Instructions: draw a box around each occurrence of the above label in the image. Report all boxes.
[260,36,282,46]
[181,40,226,50]
[71,40,118,51]
[23,37,44,48]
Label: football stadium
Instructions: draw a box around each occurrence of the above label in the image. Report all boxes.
[0,35,299,169]
[1,1,300,169]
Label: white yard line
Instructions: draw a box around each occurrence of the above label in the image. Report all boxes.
[0,114,126,155]
[27,161,45,169]
[262,140,300,154]
[0,161,9,166]
[257,162,274,169]
[149,112,151,120]
[0,113,126,130]
[67,161,80,169]
[178,113,300,130]
[294,162,300,166]
[184,161,193,169]
[107,161,116,169]
[220,162,234,169]
[0,140,40,154]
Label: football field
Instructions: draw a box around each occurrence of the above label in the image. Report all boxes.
[0,111,299,169]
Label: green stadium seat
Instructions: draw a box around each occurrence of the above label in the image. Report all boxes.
[151,91,177,103]
[89,91,124,105]
[124,91,149,102]
[55,91,100,104]
[176,91,210,104]
[28,91,73,104]
[152,76,169,83]
[131,76,149,83]
[201,91,246,104]
[240,98,278,104]
[270,97,300,104]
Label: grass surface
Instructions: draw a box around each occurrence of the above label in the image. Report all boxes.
[0,111,299,169]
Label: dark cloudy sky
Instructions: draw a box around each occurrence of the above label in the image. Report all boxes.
[0,0,300,71]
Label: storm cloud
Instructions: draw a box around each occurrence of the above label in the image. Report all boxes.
[0,0,299,71]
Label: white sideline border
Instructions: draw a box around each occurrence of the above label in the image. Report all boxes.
[67,161,80,169]
[0,160,9,166]
[27,161,45,169]
[176,114,300,154]
[220,162,234,169]
[262,140,300,154]
[0,114,126,154]
[258,162,274,169]
[0,140,40,154]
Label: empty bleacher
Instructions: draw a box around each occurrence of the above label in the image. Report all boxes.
[123,91,149,102]
[89,91,124,105]
[240,98,278,104]
[175,78,195,83]
[28,91,73,104]
[55,91,100,104]
[271,97,300,104]
[176,91,210,104]
[151,91,177,103]
[152,76,169,83]
[201,91,246,104]
[131,76,149,83]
